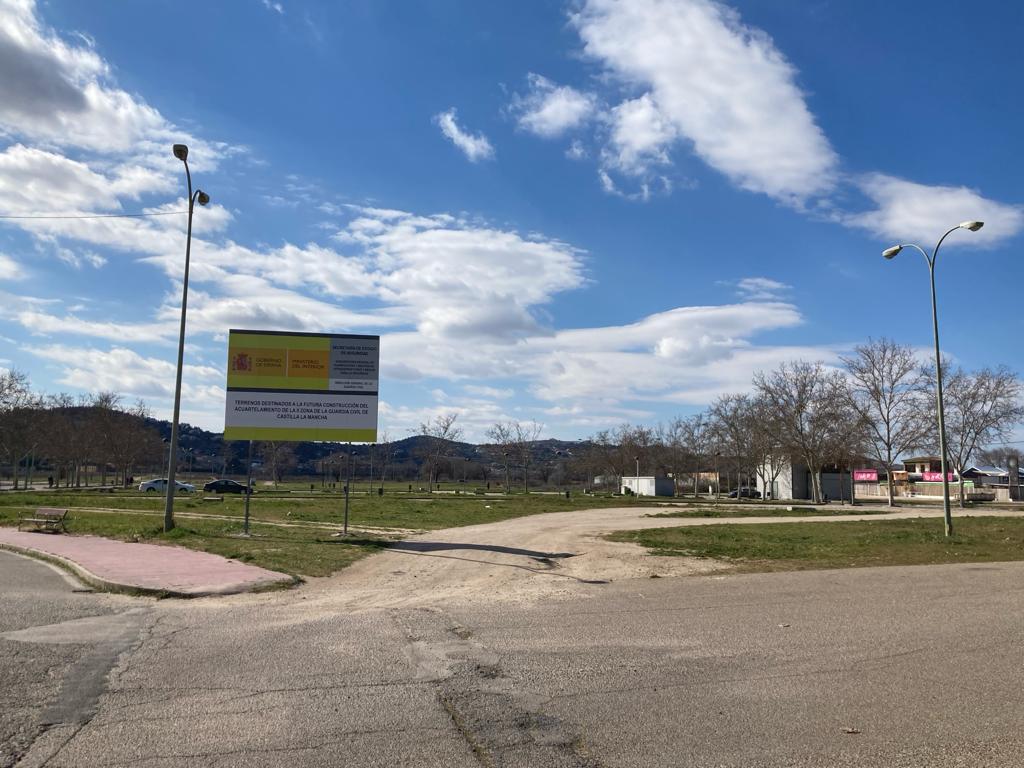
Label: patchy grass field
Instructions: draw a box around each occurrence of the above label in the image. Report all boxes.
[0,488,659,532]
[0,506,384,578]
[645,505,885,518]
[609,517,1024,573]
[0,489,665,577]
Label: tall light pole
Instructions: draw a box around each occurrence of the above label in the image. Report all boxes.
[883,220,984,537]
[164,143,210,532]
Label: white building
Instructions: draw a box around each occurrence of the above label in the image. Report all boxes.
[756,460,852,502]
[621,476,675,497]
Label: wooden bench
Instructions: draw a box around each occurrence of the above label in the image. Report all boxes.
[18,507,69,533]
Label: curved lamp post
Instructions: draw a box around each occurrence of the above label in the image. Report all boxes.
[164,143,210,532]
[882,220,983,537]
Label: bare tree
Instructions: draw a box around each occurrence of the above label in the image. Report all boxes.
[419,413,463,491]
[708,394,757,494]
[841,338,930,506]
[375,431,392,491]
[487,420,543,493]
[754,361,852,503]
[678,413,714,497]
[748,394,787,499]
[0,370,40,489]
[260,441,297,486]
[938,365,1024,507]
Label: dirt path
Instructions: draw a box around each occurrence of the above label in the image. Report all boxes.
[289,506,1024,612]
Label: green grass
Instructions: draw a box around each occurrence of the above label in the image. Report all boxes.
[0,506,384,578]
[646,505,872,519]
[609,517,1024,573]
[0,488,656,531]
[0,488,662,577]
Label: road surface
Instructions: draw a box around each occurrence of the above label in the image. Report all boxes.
[5,506,1024,767]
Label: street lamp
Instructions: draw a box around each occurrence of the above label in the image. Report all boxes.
[164,143,210,532]
[883,220,983,537]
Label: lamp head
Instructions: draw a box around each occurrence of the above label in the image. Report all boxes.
[196,190,210,206]
[960,220,984,232]
[882,245,902,260]
[172,144,189,162]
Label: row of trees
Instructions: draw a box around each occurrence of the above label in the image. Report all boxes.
[573,339,1023,506]
[0,370,165,489]
[4,337,1020,500]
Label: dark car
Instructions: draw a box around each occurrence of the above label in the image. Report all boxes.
[727,487,761,498]
[203,479,253,494]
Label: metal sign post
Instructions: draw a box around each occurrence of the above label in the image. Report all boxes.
[343,442,353,535]
[243,440,254,536]
[1008,455,1020,502]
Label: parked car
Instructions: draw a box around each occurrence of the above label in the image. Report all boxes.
[727,487,761,498]
[203,479,253,494]
[138,478,195,493]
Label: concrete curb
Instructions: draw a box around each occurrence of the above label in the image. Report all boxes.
[0,540,298,598]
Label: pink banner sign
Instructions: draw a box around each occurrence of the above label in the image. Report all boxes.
[853,470,878,482]
[921,471,954,482]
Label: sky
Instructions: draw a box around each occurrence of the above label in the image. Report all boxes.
[1,0,1022,442]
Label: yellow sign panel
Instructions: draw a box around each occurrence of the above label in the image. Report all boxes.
[224,329,380,442]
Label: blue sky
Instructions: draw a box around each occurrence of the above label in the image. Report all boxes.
[1,0,1021,440]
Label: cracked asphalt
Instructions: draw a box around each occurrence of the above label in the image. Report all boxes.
[5,524,1024,766]
[0,550,147,768]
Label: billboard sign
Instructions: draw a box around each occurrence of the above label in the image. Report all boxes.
[853,470,878,482]
[223,329,379,442]
[921,471,954,482]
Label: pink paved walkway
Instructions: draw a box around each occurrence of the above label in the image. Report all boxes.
[0,529,293,596]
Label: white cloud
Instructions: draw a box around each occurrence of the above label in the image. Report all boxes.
[570,0,837,203]
[0,0,210,157]
[0,253,25,280]
[377,300,811,410]
[31,344,223,403]
[465,385,514,400]
[843,174,1024,246]
[261,0,284,14]
[17,310,173,342]
[434,108,495,162]
[734,276,792,301]
[566,140,588,160]
[604,94,676,176]
[11,206,587,350]
[511,73,597,138]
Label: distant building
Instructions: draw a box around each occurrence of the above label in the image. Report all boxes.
[621,476,675,497]
[756,460,853,502]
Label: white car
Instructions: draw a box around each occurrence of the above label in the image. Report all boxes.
[138,478,196,493]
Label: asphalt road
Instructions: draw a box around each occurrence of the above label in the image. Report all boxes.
[8,543,1024,767]
[0,550,148,768]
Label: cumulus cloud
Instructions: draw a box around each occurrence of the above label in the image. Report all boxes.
[0,0,226,160]
[377,300,810,405]
[843,173,1024,246]
[511,74,597,138]
[30,344,222,401]
[0,0,851,436]
[571,0,838,203]
[434,108,495,162]
[603,94,676,176]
